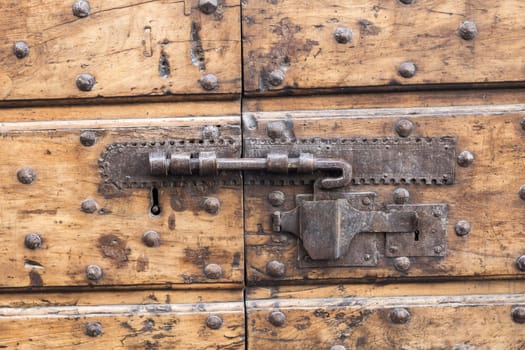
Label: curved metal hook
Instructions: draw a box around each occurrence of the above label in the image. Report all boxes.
[314,159,353,189]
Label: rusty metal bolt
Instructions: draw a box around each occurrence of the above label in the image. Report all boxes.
[399,0,415,4]
[389,308,411,324]
[80,199,98,213]
[516,255,525,272]
[84,322,103,337]
[80,131,97,147]
[395,119,414,137]
[393,188,410,204]
[266,120,287,139]
[393,257,411,272]
[202,197,221,214]
[266,260,285,278]
[12,41,29,59]
[204,263,223,279]
[268,311,286,327]
[330,346,347,350]
[24,233,42,250]
[519,186,525,201]
[268,69,285,87]
[200,73,219,91]
[72,0,91,18]
[457,150,474,167]
[76,73,96,91]
[334,27,353,44]
[455,220,471,237]
[511,306,525,324]
[398,61,417,78]
[17,167,36,184]
[268,191,286,207]
[206,315,223,329]
[202,125,220,139]
[86,264,103,281]
[434,246,443,254]
[142,230,161,247]
[459,21,478,41]
[199,0,218,14]
[520,117,525,131]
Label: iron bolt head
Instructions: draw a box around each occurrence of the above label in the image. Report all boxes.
[361,197,372,206]
[80,199,98,214]
[520,117,525,131]
[206,315,223,329]
[12,41,29,59]
[398,61,416,78]
[199,0,218,14]
[433,246,443,254]
[459,21,478,41]
[334,27,353,44]
[393,257,411,272]
[395,119,414,137]
[76,73,96,91]
[72,0,91,18]
[204,263,223,279]
[455,220,472,237]
[202,125,220,139]
[330,346,347,350]
[200,73,219,91]
[389,308,411,324]
[511,306,525,324]
[393,188,410,204]
[24,233,43,250]
[79,131,97,146]
[457,150,474,167]
[519,186,525,201]
[86,264,103,281]
[268,69,285,87]
[268,311,286,327]
[266,260,285,278]
[363,254,371,261]
[516,255,525,272]
[266,120,287,139]
[399,0,415,4]
[268,191,286,207]
[84,322,103,337]
[17,167,36,184]
[202,197,221,214]
[142,230,161,247]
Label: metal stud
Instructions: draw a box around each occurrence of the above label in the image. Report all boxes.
[12,41,29,59]
[398,61,416,78]
[204,263,223,279]
[334,27,353,44]
[519,186,525,201]
[142,230,161,247]
[17,167,36,184]
[86,264,103,281]
[455,220,471,237]
[395,119,414,137]
[200,73,219,91]
[393,188,410,204]
[266,260,285,278]
[76,73,96,91]
[516,255,525,272]
[511,306,525,324]
[24,233,43,250]
[399,0,415,4]
[268,191,286,207]
[266,120,287,139]
[72,0,91,18]
[268,69,285,87]
[206,315,223,329]
[84,322,103,337]
[457,151,474,167]
[202,125,220,139]
[199,0,218,14]
[80,199,98,214]
[519,117,525,131]
[459,21,478,41]
[393,257,411,272]
[202,197,221,214]
[389,308,411,324]
[80,131,97,147]
[268,311,286,327]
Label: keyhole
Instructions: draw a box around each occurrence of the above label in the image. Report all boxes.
[414,230,420,241]
[150,187,161,216]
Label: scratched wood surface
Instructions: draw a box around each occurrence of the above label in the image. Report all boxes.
[247,282,525,350]
[0,0,240,102]
[244,104,525,284]
[243,0,525,94]
[0,289,244,349]
[0,116,243,289]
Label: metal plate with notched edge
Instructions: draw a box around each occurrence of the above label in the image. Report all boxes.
[244,137,456,185]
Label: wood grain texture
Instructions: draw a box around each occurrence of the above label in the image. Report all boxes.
[0,117,243,289]
[244,105,525,284]
[0,0,240,101]
[0,289,244,349]
[243,0,525,94]
[247,284,525,350]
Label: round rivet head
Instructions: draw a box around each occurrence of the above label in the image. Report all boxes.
[84,322,103,337]
[86,264,103,281]
[202,197,221,214]
[76,73,96,91]
[519,117,525,131]
[268,311,286,327]
[206,315,223,329]
[511,306,525,324]
[393,188,410,204]
[330,346,347,350]
[399,0,415,4]
[142,230,161,247]
[455,220,472,237]
[519,186,525,201]
[204,263,223,279]
[17,167,36,184]
[80,199,98,213]
[24,233,42,250]
[393,257,411,272]
[389,308,411,324]
[395,119,414,137]
[266,260,285,278]
[516,255,525,272]
[199,0,218,14]
[12,41,29,59]
[72,0,91,18]
[457,150,474,167]
[398,61,416,78]
[268,69,285,87]
[459,21,478,41]
[200,73,219,91]
[334,27,353,44]
[79,131,97,147]
[268,191,286,207]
